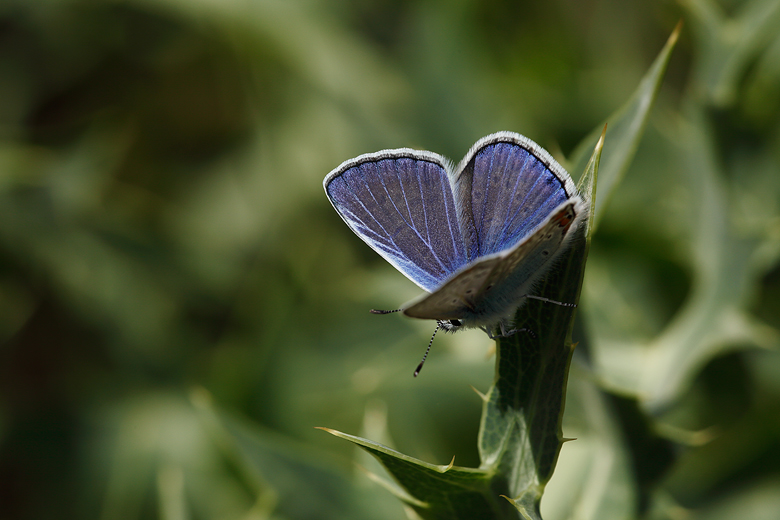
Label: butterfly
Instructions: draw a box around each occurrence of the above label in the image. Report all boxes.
[324,132,587,374]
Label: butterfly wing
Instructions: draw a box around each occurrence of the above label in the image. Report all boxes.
[476,199,583,297]
[403,200,585,324]
[401,258,500,320]
[454,132,579,258]
[324,149,468,292]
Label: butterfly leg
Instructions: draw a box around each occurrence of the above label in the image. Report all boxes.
[522,294,577,307]
[481,326,497,339]
[482,323,511,339]
[482,322,537,339]
[499,324,538,339]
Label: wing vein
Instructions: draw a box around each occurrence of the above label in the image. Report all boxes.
[496,157,545,245]
[489,144,516,247]
[417,162,431,245]
[499,150,532,242]
[375,161,450,273]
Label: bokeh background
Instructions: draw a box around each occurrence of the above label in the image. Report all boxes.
[1,0,779,519]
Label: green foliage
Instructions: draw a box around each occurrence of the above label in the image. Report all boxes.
[2,1,780,520]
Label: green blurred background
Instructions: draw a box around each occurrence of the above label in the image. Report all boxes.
[1,0,779,519]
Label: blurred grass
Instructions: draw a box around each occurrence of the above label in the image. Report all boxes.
[0,1,779,519]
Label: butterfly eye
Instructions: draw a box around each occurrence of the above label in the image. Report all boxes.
[450,319,462,327]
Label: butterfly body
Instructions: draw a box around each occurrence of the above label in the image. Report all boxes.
[324,132,586,333]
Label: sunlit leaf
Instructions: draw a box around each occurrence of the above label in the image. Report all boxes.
[569,22,681,232]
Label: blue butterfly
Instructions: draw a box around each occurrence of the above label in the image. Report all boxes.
[324,132,586,372]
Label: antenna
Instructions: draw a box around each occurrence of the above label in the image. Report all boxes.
[370,308,403,314]
[414,322,441,377]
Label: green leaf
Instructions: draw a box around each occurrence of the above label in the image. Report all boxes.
[320,428,514,520]
[568,22,682,232]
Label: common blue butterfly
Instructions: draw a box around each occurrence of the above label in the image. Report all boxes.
[324,132,586,372]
